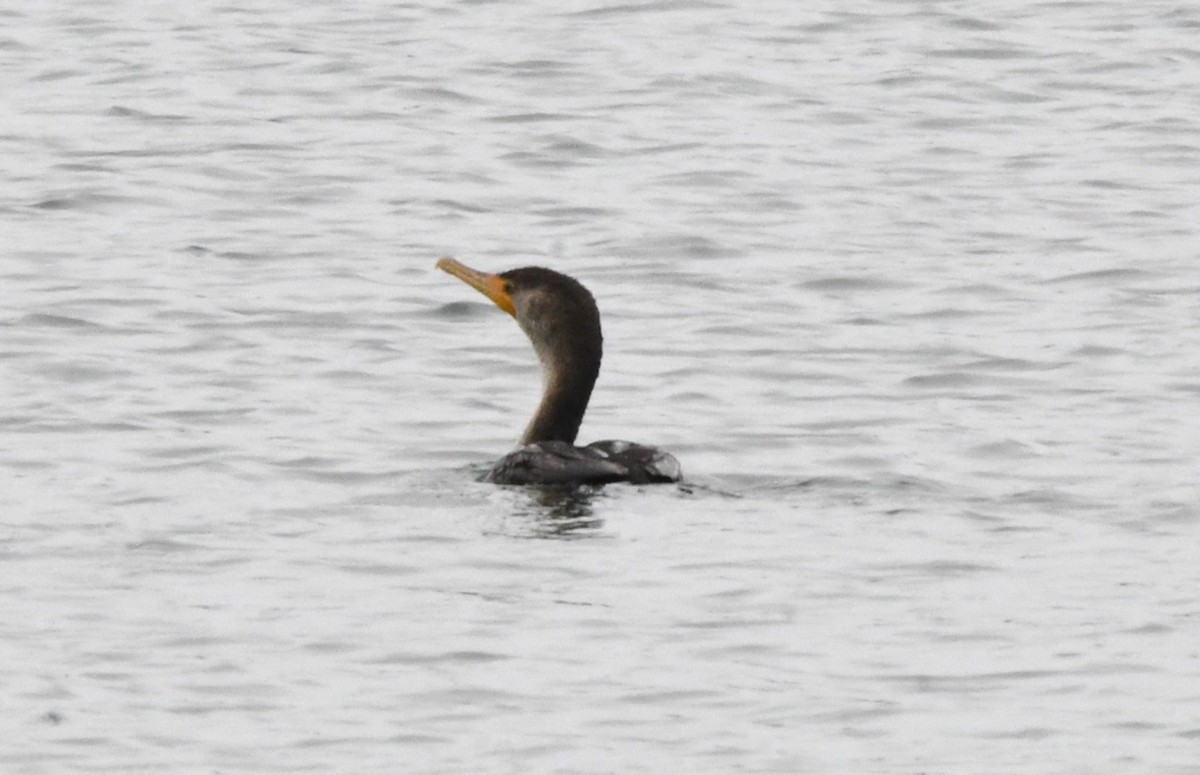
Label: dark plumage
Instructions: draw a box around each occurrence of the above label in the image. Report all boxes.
[437,257,681,486]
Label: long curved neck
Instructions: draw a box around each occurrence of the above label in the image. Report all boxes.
[520,341,600,445]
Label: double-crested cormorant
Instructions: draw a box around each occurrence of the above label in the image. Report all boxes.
[437,257,682,486]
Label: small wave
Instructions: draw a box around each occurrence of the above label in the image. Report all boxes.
[1046,267,1156,284]
[17,313,102,329]
[804,276,911,292]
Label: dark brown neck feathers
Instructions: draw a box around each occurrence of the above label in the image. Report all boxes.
[502,267,604,446]
[521,348,600,445]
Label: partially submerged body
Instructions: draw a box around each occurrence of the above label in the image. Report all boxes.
[488,440,682,486]
[437,257,681,487]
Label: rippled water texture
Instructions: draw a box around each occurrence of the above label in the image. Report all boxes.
[4,2,1199,772]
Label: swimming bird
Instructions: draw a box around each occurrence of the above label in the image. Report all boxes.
[437,257,682,486]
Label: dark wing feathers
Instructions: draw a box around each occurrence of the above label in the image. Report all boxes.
[487,440,682,486]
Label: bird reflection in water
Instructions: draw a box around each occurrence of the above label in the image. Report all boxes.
[508,485,605,538]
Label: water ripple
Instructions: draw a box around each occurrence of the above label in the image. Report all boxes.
[5,2,1198,772]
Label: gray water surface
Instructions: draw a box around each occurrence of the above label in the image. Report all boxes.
[4,2,1199,773]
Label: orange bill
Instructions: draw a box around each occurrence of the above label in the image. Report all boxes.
[436,257,516,317]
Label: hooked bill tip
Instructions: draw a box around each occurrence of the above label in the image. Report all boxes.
[435,256,517,318]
